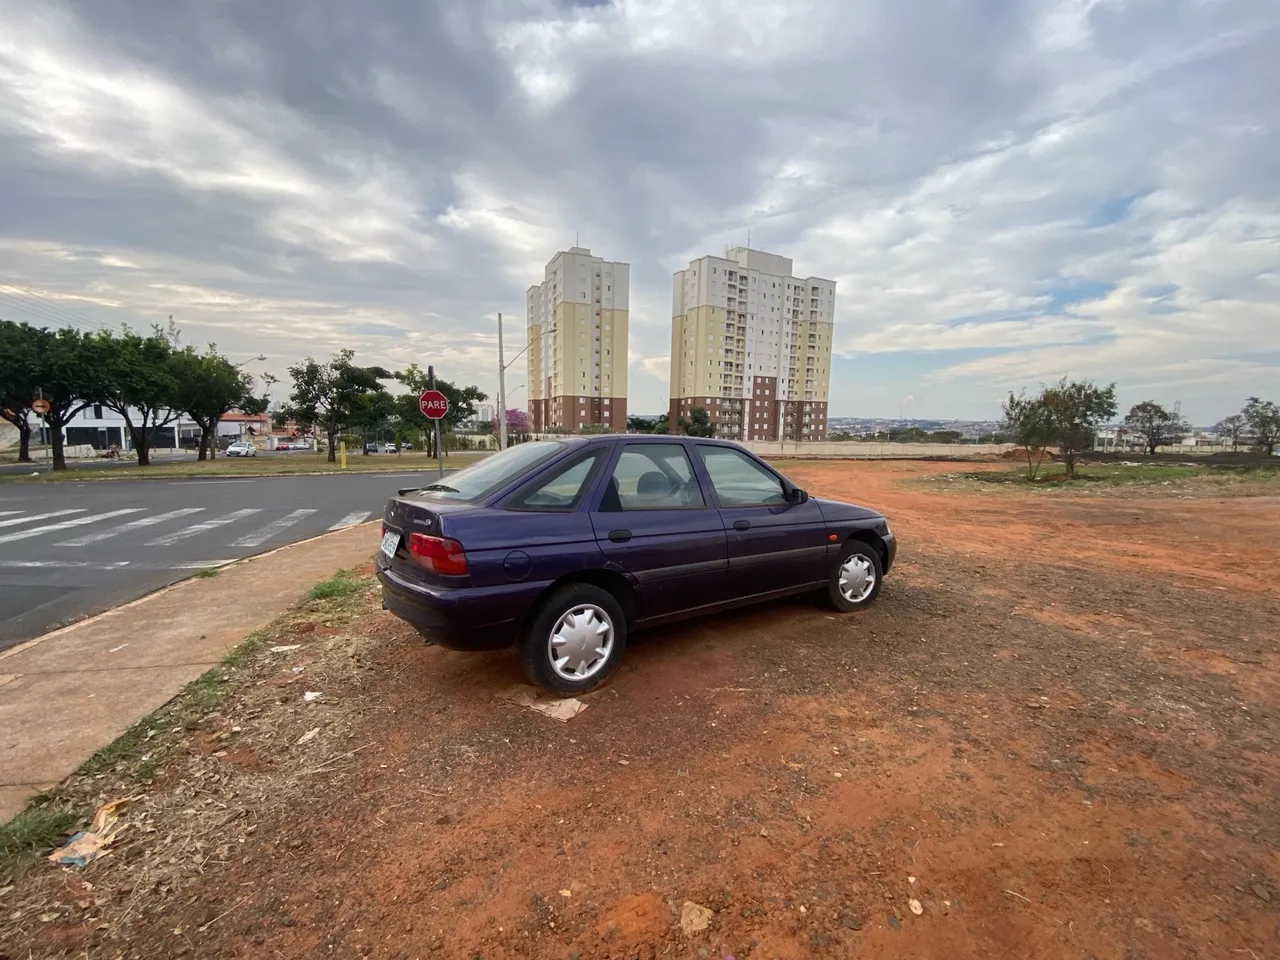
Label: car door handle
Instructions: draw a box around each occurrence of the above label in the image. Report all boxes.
[608,529,632,542]
[733,520,751,531]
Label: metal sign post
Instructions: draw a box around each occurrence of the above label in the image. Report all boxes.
[420,370,450,480]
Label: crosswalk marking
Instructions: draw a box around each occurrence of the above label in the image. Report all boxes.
[0,509,86,530]
[0,508,144,545]
[229,509,317,548]
[327,511,370,531]
[56,508,207,547]
[145,508,263,546]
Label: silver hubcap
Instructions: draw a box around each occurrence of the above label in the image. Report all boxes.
[838,554,876,604]
[549,604,614,681]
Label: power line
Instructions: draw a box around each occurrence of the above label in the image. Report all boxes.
[0,289,107,333]
[0,281,116,333]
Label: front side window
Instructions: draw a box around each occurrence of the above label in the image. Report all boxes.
[598,444,705,512]
[508,451,603,511]
[697,446,787,507]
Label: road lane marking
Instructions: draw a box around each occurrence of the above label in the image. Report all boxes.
[0,559,229,570]
[229,509,317,548]
[0,510,24,517]
[327,511,370,531]
[0,509,86,530]
[170,480,256,485]
[0,560,132,569]
[145,508,262,546]
[56,508,207,546]
[0,509,144,545]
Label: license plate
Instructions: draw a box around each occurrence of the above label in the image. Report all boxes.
[380,530,400,558]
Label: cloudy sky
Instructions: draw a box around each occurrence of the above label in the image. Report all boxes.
[1,0,1276,423]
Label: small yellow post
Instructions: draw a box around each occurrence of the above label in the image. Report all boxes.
[339,441,347,469]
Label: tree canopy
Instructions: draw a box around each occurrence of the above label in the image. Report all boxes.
[1123,401,1190,456]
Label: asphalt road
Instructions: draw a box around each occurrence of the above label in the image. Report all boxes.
[0,469,451,650]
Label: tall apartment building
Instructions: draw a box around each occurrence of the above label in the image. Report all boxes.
[527,247,629,432]
[669,247,835,441]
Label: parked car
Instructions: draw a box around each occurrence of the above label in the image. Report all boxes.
[376,436,896,695]
[226,441,257,458]
[382,442,398,453]
[365,442,380,454]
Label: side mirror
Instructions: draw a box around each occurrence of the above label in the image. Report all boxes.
[788,487,809,505]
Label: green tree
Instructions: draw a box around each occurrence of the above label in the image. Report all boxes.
[651,412,670,435]
[1242,397,1280,456]
[1001,390,1056,480]
[32,327,112,471]
[474,420,494,435]
[679,406,716,438]
[92,326,183,467]
[0,320,41,462]
[170,346,265,461]
[1038,377,1118,478]
[1123,401,1190,456]
[393,365,487,456]
[1213,414,1245,452]
[282,350,392,463]
[626,415,655,433]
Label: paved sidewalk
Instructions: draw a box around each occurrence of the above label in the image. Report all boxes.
[0,522,379,821]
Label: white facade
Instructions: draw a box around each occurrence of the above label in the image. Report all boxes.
[27,404,200,451]
[670,246,836,441]
[475,402,497,424]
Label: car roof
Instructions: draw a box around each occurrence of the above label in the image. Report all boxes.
[569,434,743,447]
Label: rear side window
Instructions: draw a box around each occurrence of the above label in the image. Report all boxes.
[696,446,787,506]
[508,451,604,512]
[414,440,565,502]
[598,444,705,512]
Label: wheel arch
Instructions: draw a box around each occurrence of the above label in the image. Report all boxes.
[525,568,638,633]
[846,528,886,567]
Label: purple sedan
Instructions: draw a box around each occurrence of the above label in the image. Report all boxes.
[376,435,895,695]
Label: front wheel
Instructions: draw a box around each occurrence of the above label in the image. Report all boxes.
[826,541,884,612]
[521,583,627,696]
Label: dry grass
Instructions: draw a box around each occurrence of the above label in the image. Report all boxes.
[911,461,1280,498]
[0,570,384,942]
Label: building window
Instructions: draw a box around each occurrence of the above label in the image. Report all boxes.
[93,404,103,419]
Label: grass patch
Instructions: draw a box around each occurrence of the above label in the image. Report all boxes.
[306,569,361,602]
[0,451,489,483]
[0,807,80,858]
[915,461,1280,497]
[193,567,221,579]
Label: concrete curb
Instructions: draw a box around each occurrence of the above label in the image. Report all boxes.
[0,520,380,665]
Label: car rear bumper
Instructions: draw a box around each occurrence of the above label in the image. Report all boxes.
[883,532,897,574]
[376,559,536,651]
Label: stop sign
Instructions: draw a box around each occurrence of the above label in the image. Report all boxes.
[419,389,449,420]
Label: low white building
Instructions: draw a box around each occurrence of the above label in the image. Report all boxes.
[29,404,200,452]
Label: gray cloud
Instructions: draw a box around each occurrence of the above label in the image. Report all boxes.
[0,0,1276,422]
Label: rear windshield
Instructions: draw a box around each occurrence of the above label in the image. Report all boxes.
[412,441,566,502]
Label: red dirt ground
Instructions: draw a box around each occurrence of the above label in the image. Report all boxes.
[6,461,1279,959]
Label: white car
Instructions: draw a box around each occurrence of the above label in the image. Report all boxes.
[227,441,257,457]
[382,442,398,453]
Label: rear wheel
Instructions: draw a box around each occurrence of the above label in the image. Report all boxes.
[826,540,883,612]
[521,583,627,696]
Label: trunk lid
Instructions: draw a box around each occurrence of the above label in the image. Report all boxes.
[380,495,480,586]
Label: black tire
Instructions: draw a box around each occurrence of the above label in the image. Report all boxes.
[825,540,884,612]
[521,583,627,696]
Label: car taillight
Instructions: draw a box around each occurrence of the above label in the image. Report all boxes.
[408,533,468,576]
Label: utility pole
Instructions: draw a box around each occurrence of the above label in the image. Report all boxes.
[428,364,443,478]
[497,312,508,451]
